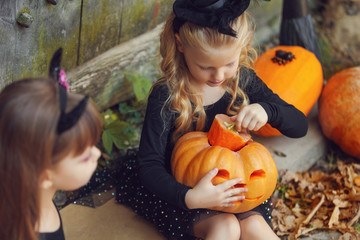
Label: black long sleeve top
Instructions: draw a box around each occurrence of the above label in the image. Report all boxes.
[137,69,308,210]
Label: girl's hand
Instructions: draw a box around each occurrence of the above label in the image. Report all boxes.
[185,168,248,209]
[230,103,268,132]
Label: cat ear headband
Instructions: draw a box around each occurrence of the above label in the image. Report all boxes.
[49,48,89,135]
[173,0,251,37]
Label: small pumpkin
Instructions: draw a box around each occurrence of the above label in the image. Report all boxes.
[253,45,323,136]
[318,66,360,159]
[171,114,278,213]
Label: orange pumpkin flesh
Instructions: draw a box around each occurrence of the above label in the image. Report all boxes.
[208,114,251,151]
[253,46,323,136]
[171,114,278,213]
[318,66,360,159]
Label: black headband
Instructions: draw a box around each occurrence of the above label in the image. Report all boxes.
[49,48,89,135]
[173,0,251,37]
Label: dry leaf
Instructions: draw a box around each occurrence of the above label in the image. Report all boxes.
[272,160,360,239]
[339,232,358,240]
[354,175,360,187]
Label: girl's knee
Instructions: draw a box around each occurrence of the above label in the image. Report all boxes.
[241,214,264,229]
[240,215,279,240]
[195,213,240,239]
[213,214,241,238]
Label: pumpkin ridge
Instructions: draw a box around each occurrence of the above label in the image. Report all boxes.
[330,108,357,141]
[178,144,212,183]
[172,134,210,182]
[184,146,223,186]
[335,107,360,157]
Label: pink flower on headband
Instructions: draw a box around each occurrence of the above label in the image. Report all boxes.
[59,69,69,91]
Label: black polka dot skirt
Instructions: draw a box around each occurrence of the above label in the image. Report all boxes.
[115,149,273,240]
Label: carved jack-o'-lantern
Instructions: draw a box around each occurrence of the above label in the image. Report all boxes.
[171,114,278,213]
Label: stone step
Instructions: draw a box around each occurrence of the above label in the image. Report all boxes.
[252,104,328,173]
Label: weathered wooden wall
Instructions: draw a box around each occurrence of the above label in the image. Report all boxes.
[0,0,81,89]
[0,0,284,111]
[0,0,173,90]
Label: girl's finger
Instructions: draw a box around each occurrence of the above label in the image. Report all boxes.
[241,115,253,129]
[226,195,245,203]
[247,119,257,131]
[219,195,245,207]
[218,178,242,190]
[225,187,248,196]
[253,121,265,131]
[200,168,218,184]
[234,112,246,131]
[220,202,235,207]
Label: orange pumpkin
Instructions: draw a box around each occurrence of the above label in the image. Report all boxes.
[171,114,278,213]
[253,45,323,136]
[318,66,360,159]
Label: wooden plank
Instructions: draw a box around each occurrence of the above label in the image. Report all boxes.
[78,0,173,65]
[0,0,81,89]
[78,0,123,64]
[0,0,16,89]
[120,0,173,43]
[67,23,164,111]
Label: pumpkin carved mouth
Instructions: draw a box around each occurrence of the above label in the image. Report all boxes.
[233,195,264,205]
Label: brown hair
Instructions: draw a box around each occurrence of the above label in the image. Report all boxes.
[155,12,257,142]
[0,78,102,240]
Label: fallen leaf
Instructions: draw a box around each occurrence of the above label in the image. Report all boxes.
[354,175,360,187]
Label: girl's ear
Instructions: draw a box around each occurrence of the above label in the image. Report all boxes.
[175,33,184,53]
[40,170,54,190]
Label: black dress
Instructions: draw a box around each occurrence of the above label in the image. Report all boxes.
[38,202,65,240]
[116,69,308,239]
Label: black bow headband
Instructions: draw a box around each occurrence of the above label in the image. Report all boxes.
[173,0,251,37]
[49,48,89,134]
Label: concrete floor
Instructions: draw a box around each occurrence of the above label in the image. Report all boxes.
[61,199,165,240]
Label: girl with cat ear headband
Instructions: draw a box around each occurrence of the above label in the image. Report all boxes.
[0,48,102,240]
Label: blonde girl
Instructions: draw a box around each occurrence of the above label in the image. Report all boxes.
[116,1,307,239]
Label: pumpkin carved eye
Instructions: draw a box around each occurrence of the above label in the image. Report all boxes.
[215,169,229,179]
[250,169,266,181]
[215,169,266,184]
